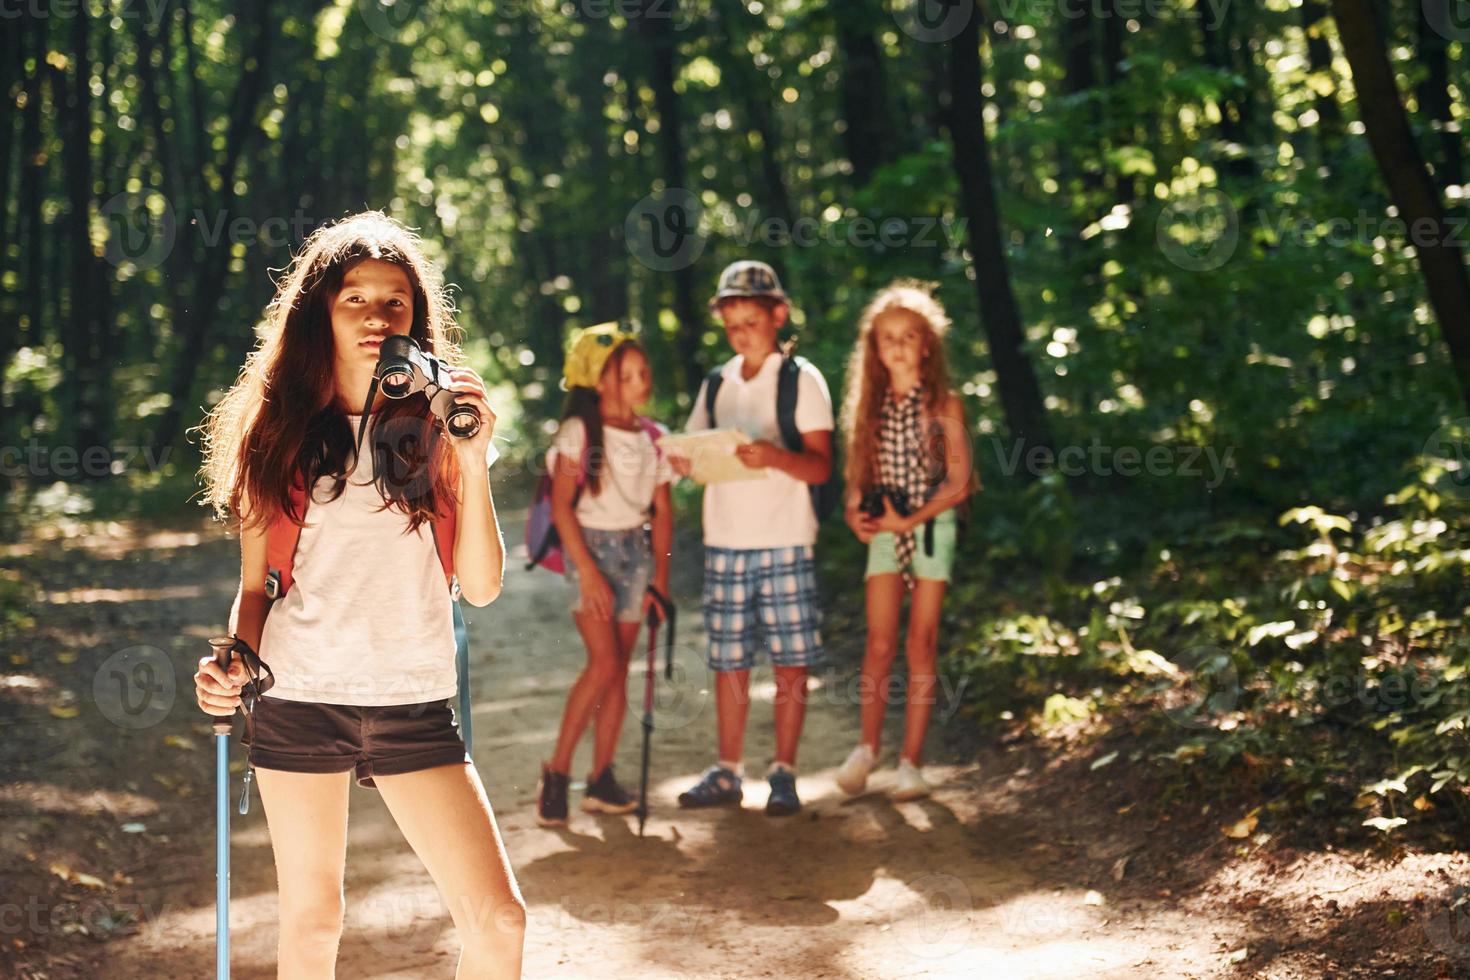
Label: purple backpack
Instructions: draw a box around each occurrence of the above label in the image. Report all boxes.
[525,415,664,573]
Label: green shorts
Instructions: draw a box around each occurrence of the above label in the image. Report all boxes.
[864,508,959,583]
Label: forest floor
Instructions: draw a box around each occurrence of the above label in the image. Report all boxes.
[2,500,1469,979]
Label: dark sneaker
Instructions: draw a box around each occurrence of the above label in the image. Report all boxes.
[582,765,639,815]
[677,765,743,808]
[536,766,570,827]
[765,767,801,817]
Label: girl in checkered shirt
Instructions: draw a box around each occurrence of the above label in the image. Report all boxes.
[835,280,978,801]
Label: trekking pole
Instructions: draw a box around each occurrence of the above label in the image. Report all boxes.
[636,587,676,837]
[206,636,235,980]
[636,599,658,838]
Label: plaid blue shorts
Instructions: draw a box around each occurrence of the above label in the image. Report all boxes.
[703,546,823,671]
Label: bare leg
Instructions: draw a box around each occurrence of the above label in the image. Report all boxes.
[715,668,752,764]
[254,768,351,980]
[548,611,625,775]
[589,620,641,774]
[900,578,949,765]
[375,764,526,980]
[858,573,905,754]
[772,665,809,767]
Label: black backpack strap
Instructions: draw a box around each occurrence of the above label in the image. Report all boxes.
[775,355,804,452]
[703,366,724,428]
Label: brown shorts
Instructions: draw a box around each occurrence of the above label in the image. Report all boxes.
[243,696,468,788]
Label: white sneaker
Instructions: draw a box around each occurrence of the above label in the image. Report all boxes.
[890,759,931,801]
[836,743,876,796]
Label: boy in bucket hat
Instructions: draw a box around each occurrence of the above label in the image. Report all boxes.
[669,260,834,817]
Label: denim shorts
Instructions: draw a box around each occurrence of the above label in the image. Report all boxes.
[564,526,653,623]
[242,696,468,789]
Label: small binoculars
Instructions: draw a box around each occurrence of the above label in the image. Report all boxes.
[374,335,481,439]
[859,487,913,520]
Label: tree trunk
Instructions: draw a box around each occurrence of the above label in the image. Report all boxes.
[130,13,195,362]
[1200,4,1255,180]
[0,15,28,381]
[61,11,109,465]
[19,18,45,351]
[1060,4,1103,195]
[1332,0,1470,412]
[1416,2,1464,190]
[0,18,18,257]
[571,9,630,325]
[1301,0,1344,152]
[149,2,276,454]
[948,6,1051,453]
[833,2,894,187]
[639,0,702,395]
[713,0,793,228]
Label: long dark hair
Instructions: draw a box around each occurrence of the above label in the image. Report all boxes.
[197,212,464,534]
[559,339,644,496]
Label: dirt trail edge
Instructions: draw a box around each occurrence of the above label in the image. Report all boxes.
[6,506,1373,979]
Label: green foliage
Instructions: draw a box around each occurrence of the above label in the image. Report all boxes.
[914,445,1470,838]
[7,0,1470,848]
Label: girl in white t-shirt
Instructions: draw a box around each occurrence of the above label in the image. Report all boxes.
[536,324,673,827]
[191,212,524,977]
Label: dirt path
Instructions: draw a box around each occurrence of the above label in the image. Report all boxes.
[5,507,1273,978]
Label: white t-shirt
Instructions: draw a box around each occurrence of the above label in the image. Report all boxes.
[548,417,673,531]
[684,353,834,550]
[259,415,458,706]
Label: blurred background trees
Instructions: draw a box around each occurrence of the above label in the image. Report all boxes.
[6,0,1470,833]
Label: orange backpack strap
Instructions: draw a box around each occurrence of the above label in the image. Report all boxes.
[432,492,458,598]
[264,476,308,600]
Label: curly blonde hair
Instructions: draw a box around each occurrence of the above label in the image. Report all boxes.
[840,279,955,493]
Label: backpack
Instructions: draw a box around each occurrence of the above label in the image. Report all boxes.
[263,467,477,756]
[525,415,666,573]
[703,354,842,523]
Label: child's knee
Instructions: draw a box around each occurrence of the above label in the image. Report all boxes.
[864,635,900,665]
[583,653,624,687]
[451,894,525,974]
[905,628,939,663]
[279,892,345,950]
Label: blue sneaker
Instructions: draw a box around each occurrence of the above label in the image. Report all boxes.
[765,767,801,817]
[677,765,743,808]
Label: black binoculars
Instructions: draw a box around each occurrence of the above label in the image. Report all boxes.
[858,487,935,556]
[859,487,913,520]
[374,335,481,439]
